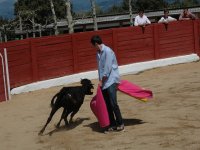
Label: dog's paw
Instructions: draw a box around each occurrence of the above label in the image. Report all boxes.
[75,117,81,122]
[38,130,44,136]
[69,119,74,124]
[55,124,60,129]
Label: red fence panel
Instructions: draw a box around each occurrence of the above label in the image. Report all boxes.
[158,21,195,58]
[0,20,199,100]
[72,29,113,73]
[31,35,74,81]
[5,39,32,88]
[114,25,155,65]
[194,20,200,56]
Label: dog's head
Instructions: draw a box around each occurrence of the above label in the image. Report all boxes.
[81,78,94,95]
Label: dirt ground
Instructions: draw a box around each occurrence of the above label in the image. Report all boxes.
[0,61,200,150]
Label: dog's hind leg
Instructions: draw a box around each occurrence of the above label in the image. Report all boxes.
[56,108,67,128]
[69,109,79,123]
[63,111,71,126]
[38,107,58,135]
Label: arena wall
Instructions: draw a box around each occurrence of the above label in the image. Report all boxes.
[0,20,199,102]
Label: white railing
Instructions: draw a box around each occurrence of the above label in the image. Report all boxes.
[0,48,10,101]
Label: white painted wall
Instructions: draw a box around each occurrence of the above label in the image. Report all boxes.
[11,54,199,95]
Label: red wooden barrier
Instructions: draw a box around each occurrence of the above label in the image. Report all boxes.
[0,20,200,102]
[31,35,74,81]
[194,20,200,56]
[159,21,195,58]
[114,25,155,64]
[3,39,32,87]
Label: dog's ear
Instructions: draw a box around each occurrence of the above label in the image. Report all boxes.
[80,78,83,84]
[81,78,85,85]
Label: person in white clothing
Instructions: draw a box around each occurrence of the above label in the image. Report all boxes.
[158,9,177,24]
[134,9,151,26]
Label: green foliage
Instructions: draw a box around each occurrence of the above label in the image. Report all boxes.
[105,4,125,15]
[0,17,9,26]
[14,0,66,24]
[181,0,199,8]
[135,0,167,11]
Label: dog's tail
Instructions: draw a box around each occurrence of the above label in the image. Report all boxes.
[50,93,59,108]
[50,87,67,108]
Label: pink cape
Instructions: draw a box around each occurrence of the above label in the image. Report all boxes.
[118,80,153,102]
[90,85,110,128]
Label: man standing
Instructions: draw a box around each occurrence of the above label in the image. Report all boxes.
[91,35,124,133]
[134,9,151,26]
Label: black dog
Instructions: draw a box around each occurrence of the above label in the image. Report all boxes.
[38,79,94,135]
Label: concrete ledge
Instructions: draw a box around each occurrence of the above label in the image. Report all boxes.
[11,54,199,95]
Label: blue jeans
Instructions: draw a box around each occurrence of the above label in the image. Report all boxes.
[102,83,123,127]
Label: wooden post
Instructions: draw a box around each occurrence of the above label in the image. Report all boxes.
[30,39,39,82]
[193,20,200,56]
[71,34,78,73]
[112,29,119,63]
[153,24,160,59]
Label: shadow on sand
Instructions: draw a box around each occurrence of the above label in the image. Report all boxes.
[44,117,90,136]
[84,118,145,133]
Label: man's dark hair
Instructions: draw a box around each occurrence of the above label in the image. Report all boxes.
[91,35,103,46]
[138,8,144,13]
[164,9,169,14]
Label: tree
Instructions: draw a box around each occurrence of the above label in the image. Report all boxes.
[0,17,9,42]
[14,0,66,25]
[135,0,167,11]
[49,0,59,35]
[180,0,199,7]
[129,0,133,26]
[106,4,124,15]
[65,0,74,33]
[90,0,98,31]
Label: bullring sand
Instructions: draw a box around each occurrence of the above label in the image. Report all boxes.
[0,61,200,150]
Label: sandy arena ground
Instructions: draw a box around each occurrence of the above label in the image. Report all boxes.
[0,61,200,150]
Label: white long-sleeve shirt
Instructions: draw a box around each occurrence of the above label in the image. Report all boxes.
[158,16,177,23]
[134,15,151,26]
